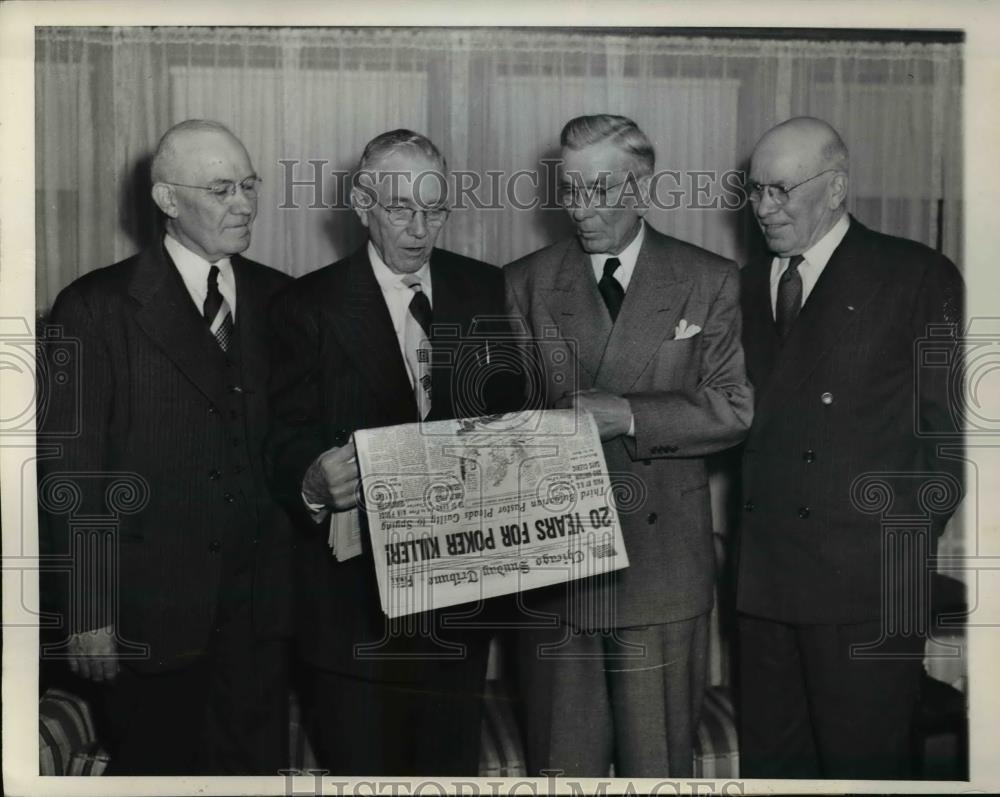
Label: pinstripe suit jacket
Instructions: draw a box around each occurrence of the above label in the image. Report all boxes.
[39,244,293,672]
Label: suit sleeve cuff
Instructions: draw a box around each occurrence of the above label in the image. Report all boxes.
[302,491,329,524]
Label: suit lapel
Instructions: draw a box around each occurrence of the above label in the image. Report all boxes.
[597,228,693,390]
[540,241,612,381]
[327,248,418,422]
[740,254,780,387]
[129,245,231,407]
[753,218,886,428]
[427,251,463,420]
[231,255,268,393]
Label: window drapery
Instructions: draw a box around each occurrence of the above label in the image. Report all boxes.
[36,26,962,312]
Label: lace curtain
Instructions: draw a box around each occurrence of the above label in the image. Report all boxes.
[36,26,962,311]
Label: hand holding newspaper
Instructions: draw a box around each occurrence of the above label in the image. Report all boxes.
[354,409,629,618]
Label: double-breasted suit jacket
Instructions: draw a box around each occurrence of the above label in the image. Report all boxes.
[737,216,965,625]
[505,224,754,630]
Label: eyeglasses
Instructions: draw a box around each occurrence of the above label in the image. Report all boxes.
[162,176,262,201]
[375,201,450,227]
[557,177,633,208]
[745,169,838,206]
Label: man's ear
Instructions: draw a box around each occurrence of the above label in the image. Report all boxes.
[351,185,372,229]
[151,183,179,219]
[636,173,653,217]
[828,172,849,210]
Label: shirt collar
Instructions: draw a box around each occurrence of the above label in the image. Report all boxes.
[589,219,646,281]
[796,212,850,270]
[164,233,232,275]
[163,233,236,317]
[368,240,432,296]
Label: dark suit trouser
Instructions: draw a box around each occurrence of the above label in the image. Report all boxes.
[516,612,709,778]
[308,634,491,777]
[738,614,924,779]
[103,596,289,775]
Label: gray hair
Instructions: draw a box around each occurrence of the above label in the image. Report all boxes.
[560,114,655,176]
[357,129,447,175]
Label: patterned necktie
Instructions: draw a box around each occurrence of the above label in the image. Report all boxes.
[598,256,625,322]
[775,254,805,339]
[402,275,432,419]
[204,264,234,351]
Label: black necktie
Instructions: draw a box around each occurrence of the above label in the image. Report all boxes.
[203,265,234,351]
[775,254,804,339]
[598,257,624,322]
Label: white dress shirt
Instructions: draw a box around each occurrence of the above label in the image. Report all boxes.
[164,233,237,320]
[769,213,850,319]
[303,243,435,540]
[588,218,646,291]
[368,241,433,390]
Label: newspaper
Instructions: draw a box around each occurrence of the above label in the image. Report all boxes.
[354,409,629,618]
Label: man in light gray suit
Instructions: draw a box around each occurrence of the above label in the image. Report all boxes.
[504,114,752,777]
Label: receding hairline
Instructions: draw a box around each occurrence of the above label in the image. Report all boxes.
[753,116,850,174]
[356,129,447,178]
[150,119,246,184]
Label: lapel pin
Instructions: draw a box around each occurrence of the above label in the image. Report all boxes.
[846,305,855,311]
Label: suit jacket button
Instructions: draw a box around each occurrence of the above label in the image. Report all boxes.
[223,492,235,503]
[744,500,754,512]
[208,469,221,480]
[208,540,221,552]
[207,405,218,415]
[646,512,658,524]
[803,450,816,463]
[798,506,811,519]
[820,392,834,405]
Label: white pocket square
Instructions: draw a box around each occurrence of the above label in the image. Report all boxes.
[673,320,702,339]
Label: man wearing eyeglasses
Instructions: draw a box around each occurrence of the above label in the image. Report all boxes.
[39,119,293,773]
[504,114,753,777]
[737,116,964,778]
[267,129,519,776]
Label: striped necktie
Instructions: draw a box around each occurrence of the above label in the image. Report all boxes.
[204,264,234,352]
[402,275,432,419]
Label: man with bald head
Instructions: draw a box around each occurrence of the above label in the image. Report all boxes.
[40,119,292,773]
[737,117,964,778]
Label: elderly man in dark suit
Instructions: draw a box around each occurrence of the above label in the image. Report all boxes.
[504,114,753,777]
[39,120,292,774]
[737,116,964,779]
[267,129,518,776]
